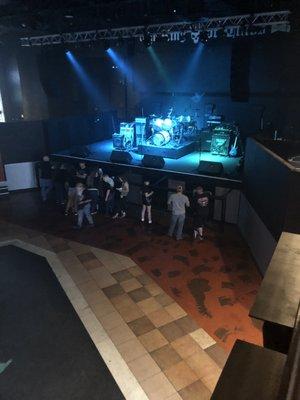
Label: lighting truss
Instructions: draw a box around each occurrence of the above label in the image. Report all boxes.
[20,10,291,47]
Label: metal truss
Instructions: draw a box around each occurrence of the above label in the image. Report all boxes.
[20,10,291,47]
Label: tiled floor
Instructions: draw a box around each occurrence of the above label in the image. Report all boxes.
[0,192,263,352]
[0,222,228,399]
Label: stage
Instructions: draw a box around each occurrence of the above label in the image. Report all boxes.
[53,139,243,183]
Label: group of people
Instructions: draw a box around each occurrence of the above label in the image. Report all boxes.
[38,156,154,229]
[38,156,212,239]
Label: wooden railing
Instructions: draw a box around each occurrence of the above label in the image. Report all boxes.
[211,232,300,400]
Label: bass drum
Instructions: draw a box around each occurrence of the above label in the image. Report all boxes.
[152,130,171,146]
[162,118,173,131]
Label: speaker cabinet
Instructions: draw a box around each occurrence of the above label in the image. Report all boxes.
[110,151,132,165]
[70,146,91,158]
[200,130,213,152]
[142,155,165,169]
[198,160,224,176]
[211,133,230,156]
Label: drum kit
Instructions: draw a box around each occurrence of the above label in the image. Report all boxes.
[147,111,197,147]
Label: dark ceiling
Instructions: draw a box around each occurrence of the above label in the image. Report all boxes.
[0,0,297,35]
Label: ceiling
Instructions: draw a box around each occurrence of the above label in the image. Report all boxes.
[0,0,297,35]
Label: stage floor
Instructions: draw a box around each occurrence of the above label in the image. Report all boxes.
[54,139,242,181]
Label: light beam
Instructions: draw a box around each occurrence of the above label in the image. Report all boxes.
[66,51,107,107]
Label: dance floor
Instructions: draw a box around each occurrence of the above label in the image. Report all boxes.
[0,191,262,352]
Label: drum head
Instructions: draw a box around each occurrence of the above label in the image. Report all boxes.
[152,130,171,146]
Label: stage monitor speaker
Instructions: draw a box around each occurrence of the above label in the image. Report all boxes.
[142,155,165,169]
[230,41,252,102]
[70,146,91,158]
[198,160,224,176]
[110,151,132,165]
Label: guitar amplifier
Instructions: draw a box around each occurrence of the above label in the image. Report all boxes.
[113,133,125,150]
[200,130,213,152]
[113,123,134,150]
[135,117,146,146]
[210,133,230,156]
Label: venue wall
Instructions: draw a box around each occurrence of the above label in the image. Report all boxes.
[0,31,299,143]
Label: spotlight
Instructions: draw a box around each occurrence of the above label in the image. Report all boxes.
[103,40,110,51]
[199,31,209,44]
[143,30,152,48]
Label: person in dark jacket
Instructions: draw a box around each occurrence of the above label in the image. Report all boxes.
[192,186,212,240]
[53,163,67,205]
[87,169,100,215]
[76,162,89,184]
[38,155,53,202]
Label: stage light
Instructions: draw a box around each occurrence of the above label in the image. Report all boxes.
[66,51,107,107]
[103,40,110,51]
[199,31,209,44]
[143,30,152,48]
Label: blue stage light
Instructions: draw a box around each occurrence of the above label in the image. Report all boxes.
[106,48,146,91]
[66,51,107,107]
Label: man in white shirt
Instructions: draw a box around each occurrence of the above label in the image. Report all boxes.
[167,185,190,240]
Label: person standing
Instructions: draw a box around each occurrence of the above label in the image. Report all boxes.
[103,175,114,216]
[95,169,105,214]
[76,162,89,185]
[74,183,94,229]
[53,163,67,205]
[192,186,212,240]
[38,155,53,202]
[167,185,190,240]
[141,180,153,224]
[65,165,77,216]
[113,176,129,219]
[87,169,100,215]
